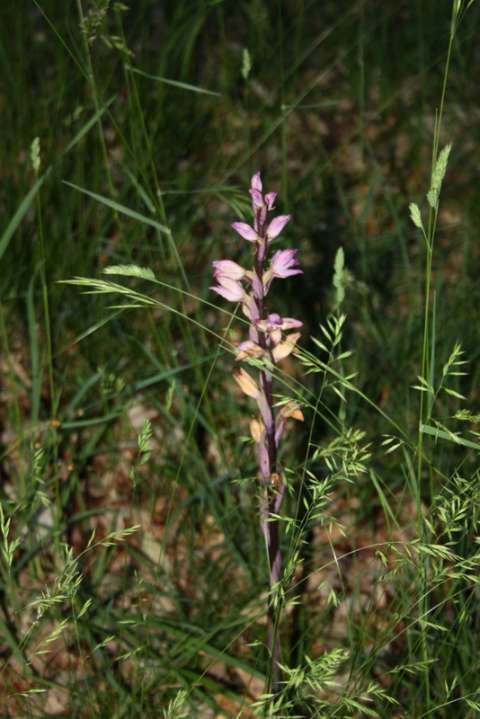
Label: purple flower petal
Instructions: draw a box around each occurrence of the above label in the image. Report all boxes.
[266,214,291,240]
[272,248,296,265]
[256,439,270,481]
[249,188,264,209]
[269,249,302,278]
[231,222,258,242]
[212,259,245,281]
[250,172,263,192]
[279,268,303,278]
[242,294,260,322]
[281,317,303,329]
[251,273,264,300]
[210,277,245,302]
[265,192,277,210]
[236,340,264,360]
[257,391,274,433]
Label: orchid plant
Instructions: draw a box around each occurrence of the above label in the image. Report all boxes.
[211,172,304,689]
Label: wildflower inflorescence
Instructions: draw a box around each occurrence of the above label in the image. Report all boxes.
[211,171,303,687]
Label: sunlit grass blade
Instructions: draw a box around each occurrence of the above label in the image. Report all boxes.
[62,181,171,235]
[126,65,222,96]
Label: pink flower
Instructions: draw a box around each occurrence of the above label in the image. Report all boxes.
[266,214,291,240]
[265,192,277,210]
[242,294,260,322]
[236,340,264,361]
[212,259,246,281]
[233,367,260,399]
[272,332,301,362]
[251,172,263,192]
[210,276,245,302]
[232,222,258,242]
[249,188,264,209]
[262,249,302,291]
[264,312,282,326]
[256,313,302,344]
[279,317,303,330]
[269,249,302,278]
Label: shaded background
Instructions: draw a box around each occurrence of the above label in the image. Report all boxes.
[3,1,479,411]
[1,1,480,716]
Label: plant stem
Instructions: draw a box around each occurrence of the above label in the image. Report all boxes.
[254,226,283,693]
[75,0,116,201]
[416,6,457,710]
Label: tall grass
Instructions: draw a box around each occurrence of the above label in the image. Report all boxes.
[1,0,480,716]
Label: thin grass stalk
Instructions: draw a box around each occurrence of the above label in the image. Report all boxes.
[75,0,116,203]
[416,3,459,709]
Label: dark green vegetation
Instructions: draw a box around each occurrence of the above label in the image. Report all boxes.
[1,1,480,716]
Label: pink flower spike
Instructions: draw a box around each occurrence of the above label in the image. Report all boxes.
[265,192,277,210]
[232,222,258,242]
[266,214,291,240]
[250,172,263,192]
[212,259,246,281]
[210,277,245,302]
[269,249,302,278]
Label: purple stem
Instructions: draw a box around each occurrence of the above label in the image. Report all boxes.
[253,209,284,692]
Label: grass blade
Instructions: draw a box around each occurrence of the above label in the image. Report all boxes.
[62,181,171,235]
[0,174,48,262]
[126,65,221,97]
